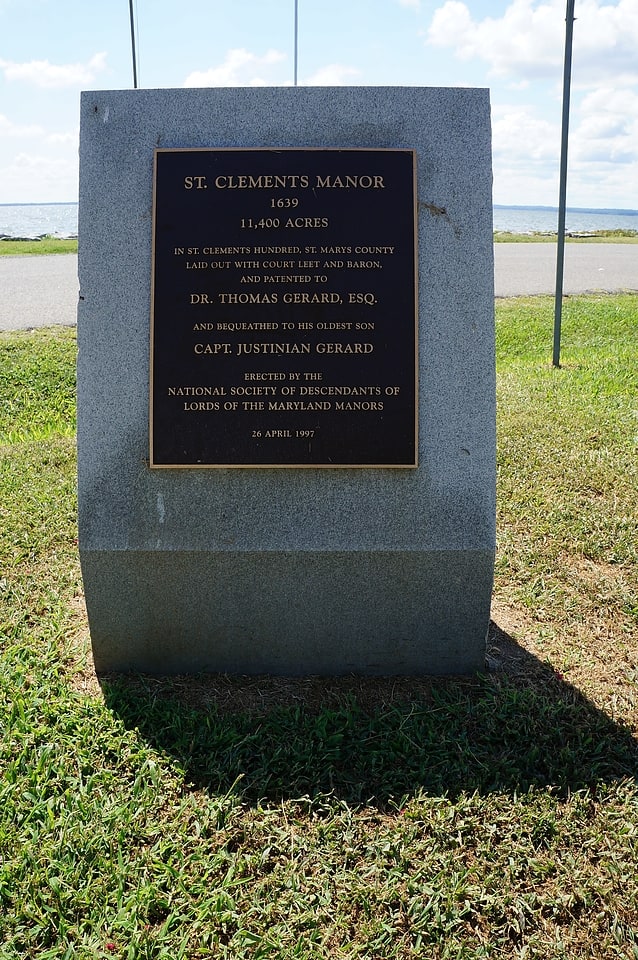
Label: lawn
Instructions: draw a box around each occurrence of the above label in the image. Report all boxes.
[493,230,638,243]
[1,231,637,258]
[0,294,637,958]
[0,238,78,256]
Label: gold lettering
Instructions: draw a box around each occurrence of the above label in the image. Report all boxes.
[282,292,342,304]
[284,217,329,228]
[315,175,385,189]
[214,174,310,189]
[268,401,331,411]
[183,401,220,410]
[194,343,232,355]
[184,176,207,189]
[168,386,227,396]
[236,343,312,355]
[335,400,384,411]
[218,292,278,304]
[315,343,374,354]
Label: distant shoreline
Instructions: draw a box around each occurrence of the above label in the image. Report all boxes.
[2,202,638,242]
[2,201,638,214]
[494,203,638,216]
[0,201,77,207]
[3,231,638,257]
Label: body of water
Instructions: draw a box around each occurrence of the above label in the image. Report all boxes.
[0,203,79,239]
[1,202,637,240]
[494,204,638,235]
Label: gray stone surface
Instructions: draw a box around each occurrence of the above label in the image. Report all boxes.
[77,86,495,675]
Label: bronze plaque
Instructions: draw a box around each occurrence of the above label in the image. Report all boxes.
[150,148,417,467]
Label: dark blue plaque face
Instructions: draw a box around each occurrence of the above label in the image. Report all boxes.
[150,148,417,467]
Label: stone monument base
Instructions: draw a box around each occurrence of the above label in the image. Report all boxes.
[78,86,495,676]
[83,549,491,675]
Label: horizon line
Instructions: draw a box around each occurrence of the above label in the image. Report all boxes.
[2,201,638,216]
[494,203,638,215]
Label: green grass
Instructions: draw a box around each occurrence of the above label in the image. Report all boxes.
[0,237,78,256]
[494,229,638,243]
[1,298,637,958]
[0,327,77,442]
[1,233,635,256]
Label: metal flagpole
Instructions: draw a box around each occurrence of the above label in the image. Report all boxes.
[129,0,139,89]
[294,0,299,86]
[553,0,576,367]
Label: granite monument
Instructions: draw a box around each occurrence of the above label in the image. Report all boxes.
[77,86,495,675]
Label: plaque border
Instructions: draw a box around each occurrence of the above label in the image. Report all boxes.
[149,147,418,469]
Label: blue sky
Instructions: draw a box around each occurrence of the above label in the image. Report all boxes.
[1,0,636,207]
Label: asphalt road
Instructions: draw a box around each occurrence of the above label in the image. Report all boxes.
[1,253,80,331]
[494,242,638,297]
[0,244,636,330]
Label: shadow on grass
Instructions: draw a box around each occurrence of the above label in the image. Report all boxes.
[100,622,637,807]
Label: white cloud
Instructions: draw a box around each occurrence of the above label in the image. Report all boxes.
[490,89,638,206]
[572,0,638,86]
[426,0,638,84]
[426,0,638,207]
[0,152,79,204]
[427,0,562,78]
[304,64,361,85]
[573,86,638,165]
[566,136,638,207]
[0,113,43,138]
[47,131,77,146]
[491,103,560,202]
[184,48,286,87]
[183,49,361,88]
[0,52,107,89]
[492,103,559,165]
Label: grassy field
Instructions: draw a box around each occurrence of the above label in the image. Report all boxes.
[1,294,637,958]
[493,230,638,243]
[1,230,637,258]
[0,238,78,256]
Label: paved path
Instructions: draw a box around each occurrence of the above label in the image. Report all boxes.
[1,245,636,330]
[494,242,637,297]
[0,254,79,330]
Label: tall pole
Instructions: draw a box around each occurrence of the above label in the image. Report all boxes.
[553,0,576,367]
[294,0,299,86]
[129,0,139,89]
